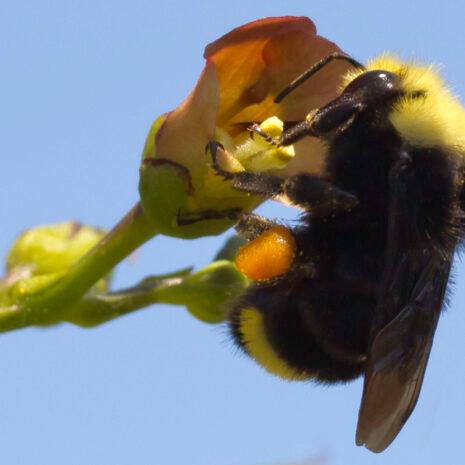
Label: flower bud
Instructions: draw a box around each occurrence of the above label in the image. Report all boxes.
[1,222,108,309]
[7,222,105,276]
[154,260,249,323]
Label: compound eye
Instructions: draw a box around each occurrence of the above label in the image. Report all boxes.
[343,70,398,95]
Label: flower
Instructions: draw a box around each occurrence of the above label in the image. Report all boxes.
[139,16,351,239]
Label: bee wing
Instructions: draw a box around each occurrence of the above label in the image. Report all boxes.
[355,153,454,453]
[356,254,451,452]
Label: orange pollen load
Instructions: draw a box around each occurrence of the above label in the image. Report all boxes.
[235,226,296,281]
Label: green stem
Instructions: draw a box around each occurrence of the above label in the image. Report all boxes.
[0,257,247,332]
[0,203,157,332]
[62,260,246,327]
[63,273,190,327]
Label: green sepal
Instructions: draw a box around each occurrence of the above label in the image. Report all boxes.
[139,158,237,238]
[155,260,249,323]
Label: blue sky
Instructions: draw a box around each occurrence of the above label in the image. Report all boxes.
[2,1,465,464]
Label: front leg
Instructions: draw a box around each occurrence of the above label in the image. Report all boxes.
[177,208,241,226]
[207,141,358,216]
[207,140,283,196]
[234,213,279,240]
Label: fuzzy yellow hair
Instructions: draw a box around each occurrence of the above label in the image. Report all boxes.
[238,307,310,381]
[342,55,465,152]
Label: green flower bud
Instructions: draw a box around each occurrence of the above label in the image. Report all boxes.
[1,222,108,310]
[152,260,250,323]
[7,222,105,276]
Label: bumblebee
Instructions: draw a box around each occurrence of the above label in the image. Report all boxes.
[208,52,465,452]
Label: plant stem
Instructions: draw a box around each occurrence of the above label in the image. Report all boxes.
[0,203,157,332]
[63,259,243,327]
[63,274,189,327]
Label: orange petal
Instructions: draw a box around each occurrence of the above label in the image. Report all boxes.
[155,60,219,180]
[205,16,352,128]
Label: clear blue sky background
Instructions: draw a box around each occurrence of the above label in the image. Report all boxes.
[2,1,465,464]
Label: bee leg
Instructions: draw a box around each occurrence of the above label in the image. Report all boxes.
[206,141,234,180]
[224,170,358,215]
[176,208,242,226]
[283,174,358,216]
[206,140,284,193]
[207,140,358,214]
[177,209,279,235]
[248,124,280,146]
[234,213,279,240]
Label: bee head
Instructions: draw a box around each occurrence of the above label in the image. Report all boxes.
[308,69,404,136]
[310,67,430,136]
[342,69,400,102]
[277,54,465,153]
[339,55,465,150]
